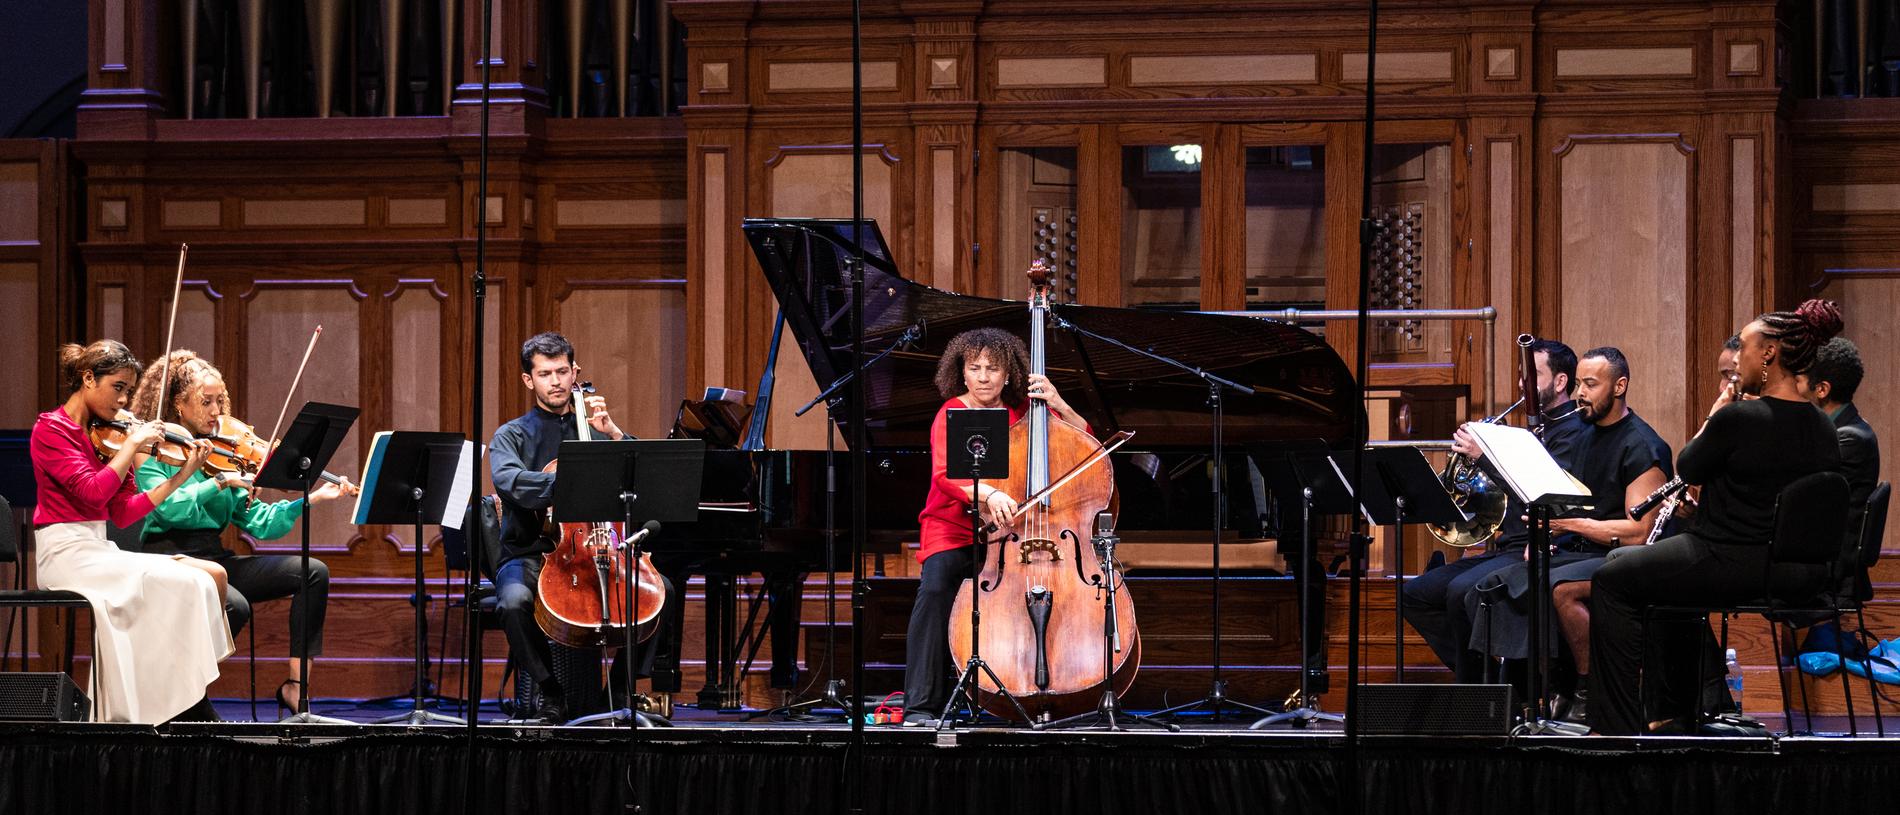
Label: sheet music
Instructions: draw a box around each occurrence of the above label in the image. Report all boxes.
[1465,423,1593,507]
[439,440,481,529]
[350,432,392,526]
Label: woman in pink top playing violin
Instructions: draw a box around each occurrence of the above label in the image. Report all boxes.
[29,340,234,723]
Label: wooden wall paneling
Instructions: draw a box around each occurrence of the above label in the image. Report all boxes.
[1549,131,1695,451]
[238,281,370,556]
[0,140,70,428]
[1078,124,1120,308]
[1323,122,1365,367]
[386,278,448,553]
[1201,123,1244,312]
[552,281,689,439]
[1815,272,1900,571]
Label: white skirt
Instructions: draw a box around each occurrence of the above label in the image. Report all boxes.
[35,521,235,724]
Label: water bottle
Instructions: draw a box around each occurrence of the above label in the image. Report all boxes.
[1725,648,1744,710]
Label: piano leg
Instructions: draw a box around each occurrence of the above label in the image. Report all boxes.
[766,570,806,689]
[697,572,733,710]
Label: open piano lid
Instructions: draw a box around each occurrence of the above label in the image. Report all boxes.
[742,217,1361,450]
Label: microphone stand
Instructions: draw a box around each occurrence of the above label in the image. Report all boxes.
[1048,313,1271,722]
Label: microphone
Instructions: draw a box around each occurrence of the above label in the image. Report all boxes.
[621,519,663,549]
[900,318,927,347]
[966,433,989,459]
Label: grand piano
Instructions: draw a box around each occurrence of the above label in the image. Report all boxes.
[648,217,1360,710]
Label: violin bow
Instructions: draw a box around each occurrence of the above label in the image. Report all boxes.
[150,243,189,423]
[267,325,324,447]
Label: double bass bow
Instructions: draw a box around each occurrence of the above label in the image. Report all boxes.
[947,261,1142,721]
[534,381,668,648]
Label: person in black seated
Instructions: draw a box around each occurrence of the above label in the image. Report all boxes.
[1467,347,1672,725]
[1799,338,1882,611]
[1401,338,1586,683]
[1589,300,1846,735]
[489,331,675,723]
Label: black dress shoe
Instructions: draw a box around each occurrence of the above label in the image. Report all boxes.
[1557,687,1589,725]
[1549,691,1574,722]
[533,699,567,725]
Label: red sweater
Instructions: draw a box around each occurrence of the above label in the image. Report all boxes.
[915,396,1089,563]
[30,409,154,527]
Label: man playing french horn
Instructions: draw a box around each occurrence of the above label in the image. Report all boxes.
[1400,338,1585,683]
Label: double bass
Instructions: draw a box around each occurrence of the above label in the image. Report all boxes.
[947,262,1141,721]
[534,383,668,647]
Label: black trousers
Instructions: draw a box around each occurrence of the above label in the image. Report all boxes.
[1590,533,1796,735]
[495,555,674,694]
[902,545,984,716]
[1399,548,1519,682]
[141,538,330,660]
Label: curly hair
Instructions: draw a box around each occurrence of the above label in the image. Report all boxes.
[934,328,1030,408]
[1807,337,1864,405]
[57,340,141,395]
[130,349,230,424]
[1758,298,1844,376]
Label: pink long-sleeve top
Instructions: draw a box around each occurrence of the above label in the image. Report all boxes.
[30,408,155,527]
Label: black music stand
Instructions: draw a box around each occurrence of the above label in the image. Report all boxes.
[1461,423,1593,734]
[1252,447,1353,729]
[253,401,357,725]
[551,439,705,729]
[1365,447,1470,683]
[355,431,469,726]
[938,408,1036,730]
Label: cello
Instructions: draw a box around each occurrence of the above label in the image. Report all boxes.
[534,382,668,648]
[947,261,1141,721]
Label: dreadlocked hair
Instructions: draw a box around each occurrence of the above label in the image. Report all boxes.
[934,328,1031,409]
[1758,298,1844,376]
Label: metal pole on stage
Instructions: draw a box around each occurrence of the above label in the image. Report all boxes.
[1345,1,1380,812]
[845,0,868,812]
[463,0,493,811]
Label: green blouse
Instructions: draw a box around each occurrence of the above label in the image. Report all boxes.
[135,459,305,541]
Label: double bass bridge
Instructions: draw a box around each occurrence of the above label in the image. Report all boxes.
[1017,537,1062,564]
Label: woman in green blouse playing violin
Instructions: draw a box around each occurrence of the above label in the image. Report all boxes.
[130,350,353,716]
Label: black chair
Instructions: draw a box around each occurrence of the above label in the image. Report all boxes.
[1641,471,1853,735]
[0,494,97,682]
[1780,481,1890,736]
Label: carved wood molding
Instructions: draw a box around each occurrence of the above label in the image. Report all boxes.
[1550,132,1695,158]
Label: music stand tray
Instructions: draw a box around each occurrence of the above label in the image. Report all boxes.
[551,439,705,729]
[355,431,468,726]
[253,402,358,725]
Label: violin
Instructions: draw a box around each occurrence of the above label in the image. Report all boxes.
[947,261,1141,721]
[203,414,360,495]
[534,382,667,648]
[89,410,224,478]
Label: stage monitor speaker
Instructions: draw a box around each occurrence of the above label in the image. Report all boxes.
[0,672,91,722]
[1355,683,1511,735]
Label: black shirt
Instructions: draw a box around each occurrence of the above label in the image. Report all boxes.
[1681,396,1841,546]
[1490,401,1588,549]
[1560,408,1672,532]
[490,405,581,566]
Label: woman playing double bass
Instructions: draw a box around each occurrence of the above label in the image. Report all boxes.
[898,327,1087,727]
